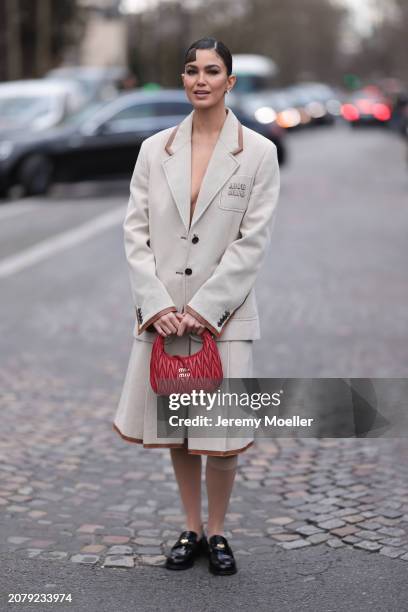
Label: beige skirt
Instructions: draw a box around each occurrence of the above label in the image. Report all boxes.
[113,334,255,456]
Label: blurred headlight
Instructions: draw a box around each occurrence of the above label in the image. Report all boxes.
[254,106,277,124]
[305,101,326,119]
[0,141,14,161]
[326,99,341,115]
[276,108,301,128]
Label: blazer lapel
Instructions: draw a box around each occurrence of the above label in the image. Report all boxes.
[162,106,243,232]
[161,114,192,232]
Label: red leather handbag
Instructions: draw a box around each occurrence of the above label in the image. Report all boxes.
[150,330,223,395]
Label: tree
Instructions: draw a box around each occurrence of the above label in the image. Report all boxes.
[125,0,348,87]
[0,0,85,81]
[343,0,408,82]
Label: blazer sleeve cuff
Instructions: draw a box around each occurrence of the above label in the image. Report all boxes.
[138,306,177,334]
[184,305,222,337]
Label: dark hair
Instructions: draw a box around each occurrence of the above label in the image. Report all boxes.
[184,37,232,76]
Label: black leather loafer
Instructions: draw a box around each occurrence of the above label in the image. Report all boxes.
[208,534,237,575]
[165,530,208,570]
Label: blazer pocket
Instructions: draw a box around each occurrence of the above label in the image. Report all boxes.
[218,174,254,212]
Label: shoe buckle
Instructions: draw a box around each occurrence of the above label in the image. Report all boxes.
[216,542,225,549]
[180,537,190,544]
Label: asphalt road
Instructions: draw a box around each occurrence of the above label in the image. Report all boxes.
[255,122,408,377]
[1,122,407,383]
[1,121,408,612]
[1,544,408,612]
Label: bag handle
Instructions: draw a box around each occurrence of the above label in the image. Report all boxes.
[154,329,214,356]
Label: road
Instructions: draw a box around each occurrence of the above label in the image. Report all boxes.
[255,122,408,377]
[1,122,407,379]
[1,122,408,612]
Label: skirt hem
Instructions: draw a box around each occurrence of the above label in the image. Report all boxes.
[112,422,254,456]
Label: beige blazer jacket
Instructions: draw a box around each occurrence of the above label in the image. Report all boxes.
[123,105,280,342]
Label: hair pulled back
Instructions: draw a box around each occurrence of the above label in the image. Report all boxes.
[184,37,232,76]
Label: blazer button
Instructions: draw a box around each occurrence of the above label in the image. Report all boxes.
[185,268,192,275]
[192,235,199,244]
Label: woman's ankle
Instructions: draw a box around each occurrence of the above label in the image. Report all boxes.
[186,522,204,538]
[207,527,225,538]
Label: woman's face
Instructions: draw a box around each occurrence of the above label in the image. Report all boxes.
[181,48,235,108]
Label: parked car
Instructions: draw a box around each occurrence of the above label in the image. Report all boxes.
[0,79,87,138]
[0,89,286,198]
[340,86,393,127]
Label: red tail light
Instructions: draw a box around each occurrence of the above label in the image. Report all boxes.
[341,104,360,121]
[372,103,391,121]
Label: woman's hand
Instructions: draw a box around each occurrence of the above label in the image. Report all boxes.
[153,311,182,337]
[175,312,205,337]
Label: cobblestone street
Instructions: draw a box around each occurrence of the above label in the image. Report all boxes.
[2,360,408,570]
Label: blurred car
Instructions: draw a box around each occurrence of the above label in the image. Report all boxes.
[233,89,302,130]
[45,66,128,103]
[228,90,287,161]
[285,83,337,126]
[231,54,279,94]
[0,89,286,198]
[389,90,408,136]
[400,95,408,138]
[0,79,87,138]
[299,82,343,120]
[374,77,407,133]
[237,83,340,132]
[340,86,393,126]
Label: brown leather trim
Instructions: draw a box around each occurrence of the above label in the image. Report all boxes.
[231,122,243,155]
[187,441,254,456]
[164,125,179,155]
[138,306,178,334]
[112,423,253,455]
[165,114,243,156]
[184,305,220,337]
[142,443,187,448]
[113,423,186,448]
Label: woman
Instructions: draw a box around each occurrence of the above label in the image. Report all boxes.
[113,37,280,575]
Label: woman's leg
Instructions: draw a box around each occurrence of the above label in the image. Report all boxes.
[169,447,203,537]
[205,454,238,537]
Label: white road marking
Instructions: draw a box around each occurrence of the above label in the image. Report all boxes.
[0,206,125,279]
[0,201,42,221]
